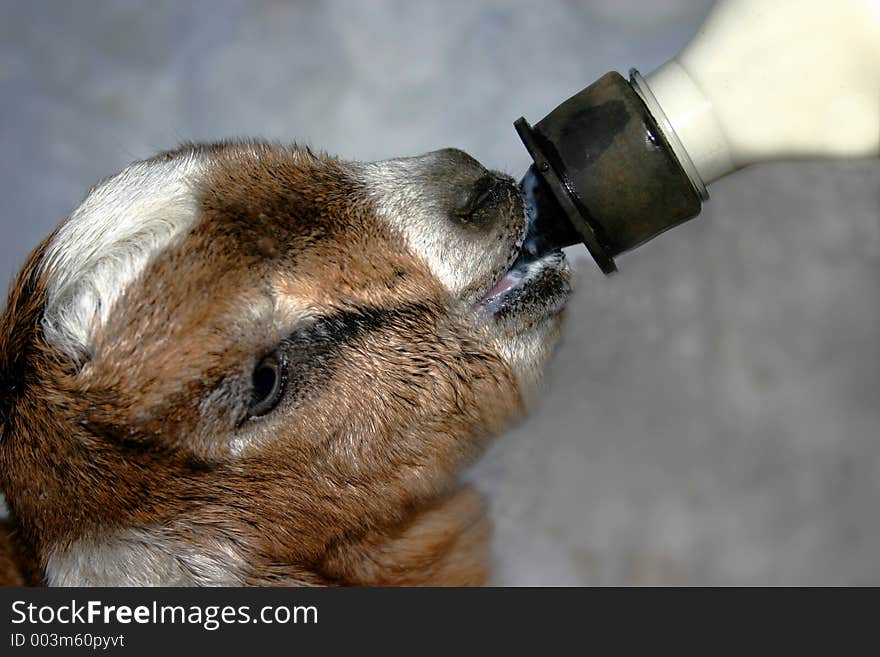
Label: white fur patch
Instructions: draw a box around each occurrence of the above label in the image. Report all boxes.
[360,158,469,296]
[41,153,206,360]
[45,527,247,586]
[358,155,523,302]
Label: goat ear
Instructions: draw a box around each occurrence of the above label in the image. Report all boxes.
[0,240,55,424]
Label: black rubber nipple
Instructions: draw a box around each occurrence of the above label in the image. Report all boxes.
[515,71,704,274]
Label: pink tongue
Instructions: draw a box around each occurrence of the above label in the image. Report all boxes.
[478,273,520,305]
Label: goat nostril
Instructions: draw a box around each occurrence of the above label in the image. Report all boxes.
[471,187,494,209]
[454,175,498,221]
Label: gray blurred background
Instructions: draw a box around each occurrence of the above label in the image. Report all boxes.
[1,0,878,584]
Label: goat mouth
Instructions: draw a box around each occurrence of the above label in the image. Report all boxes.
[474,173,571,320]
[474,246,569,312]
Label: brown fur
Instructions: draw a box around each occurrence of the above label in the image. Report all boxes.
[0,521,27,585]
[0,143,541,586]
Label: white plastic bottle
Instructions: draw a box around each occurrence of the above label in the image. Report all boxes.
[635,0,880,188]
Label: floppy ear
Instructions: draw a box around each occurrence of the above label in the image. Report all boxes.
[319,485,491,586]
[0,238,54,422]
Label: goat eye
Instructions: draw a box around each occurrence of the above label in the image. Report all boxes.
[248,351,286,418]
